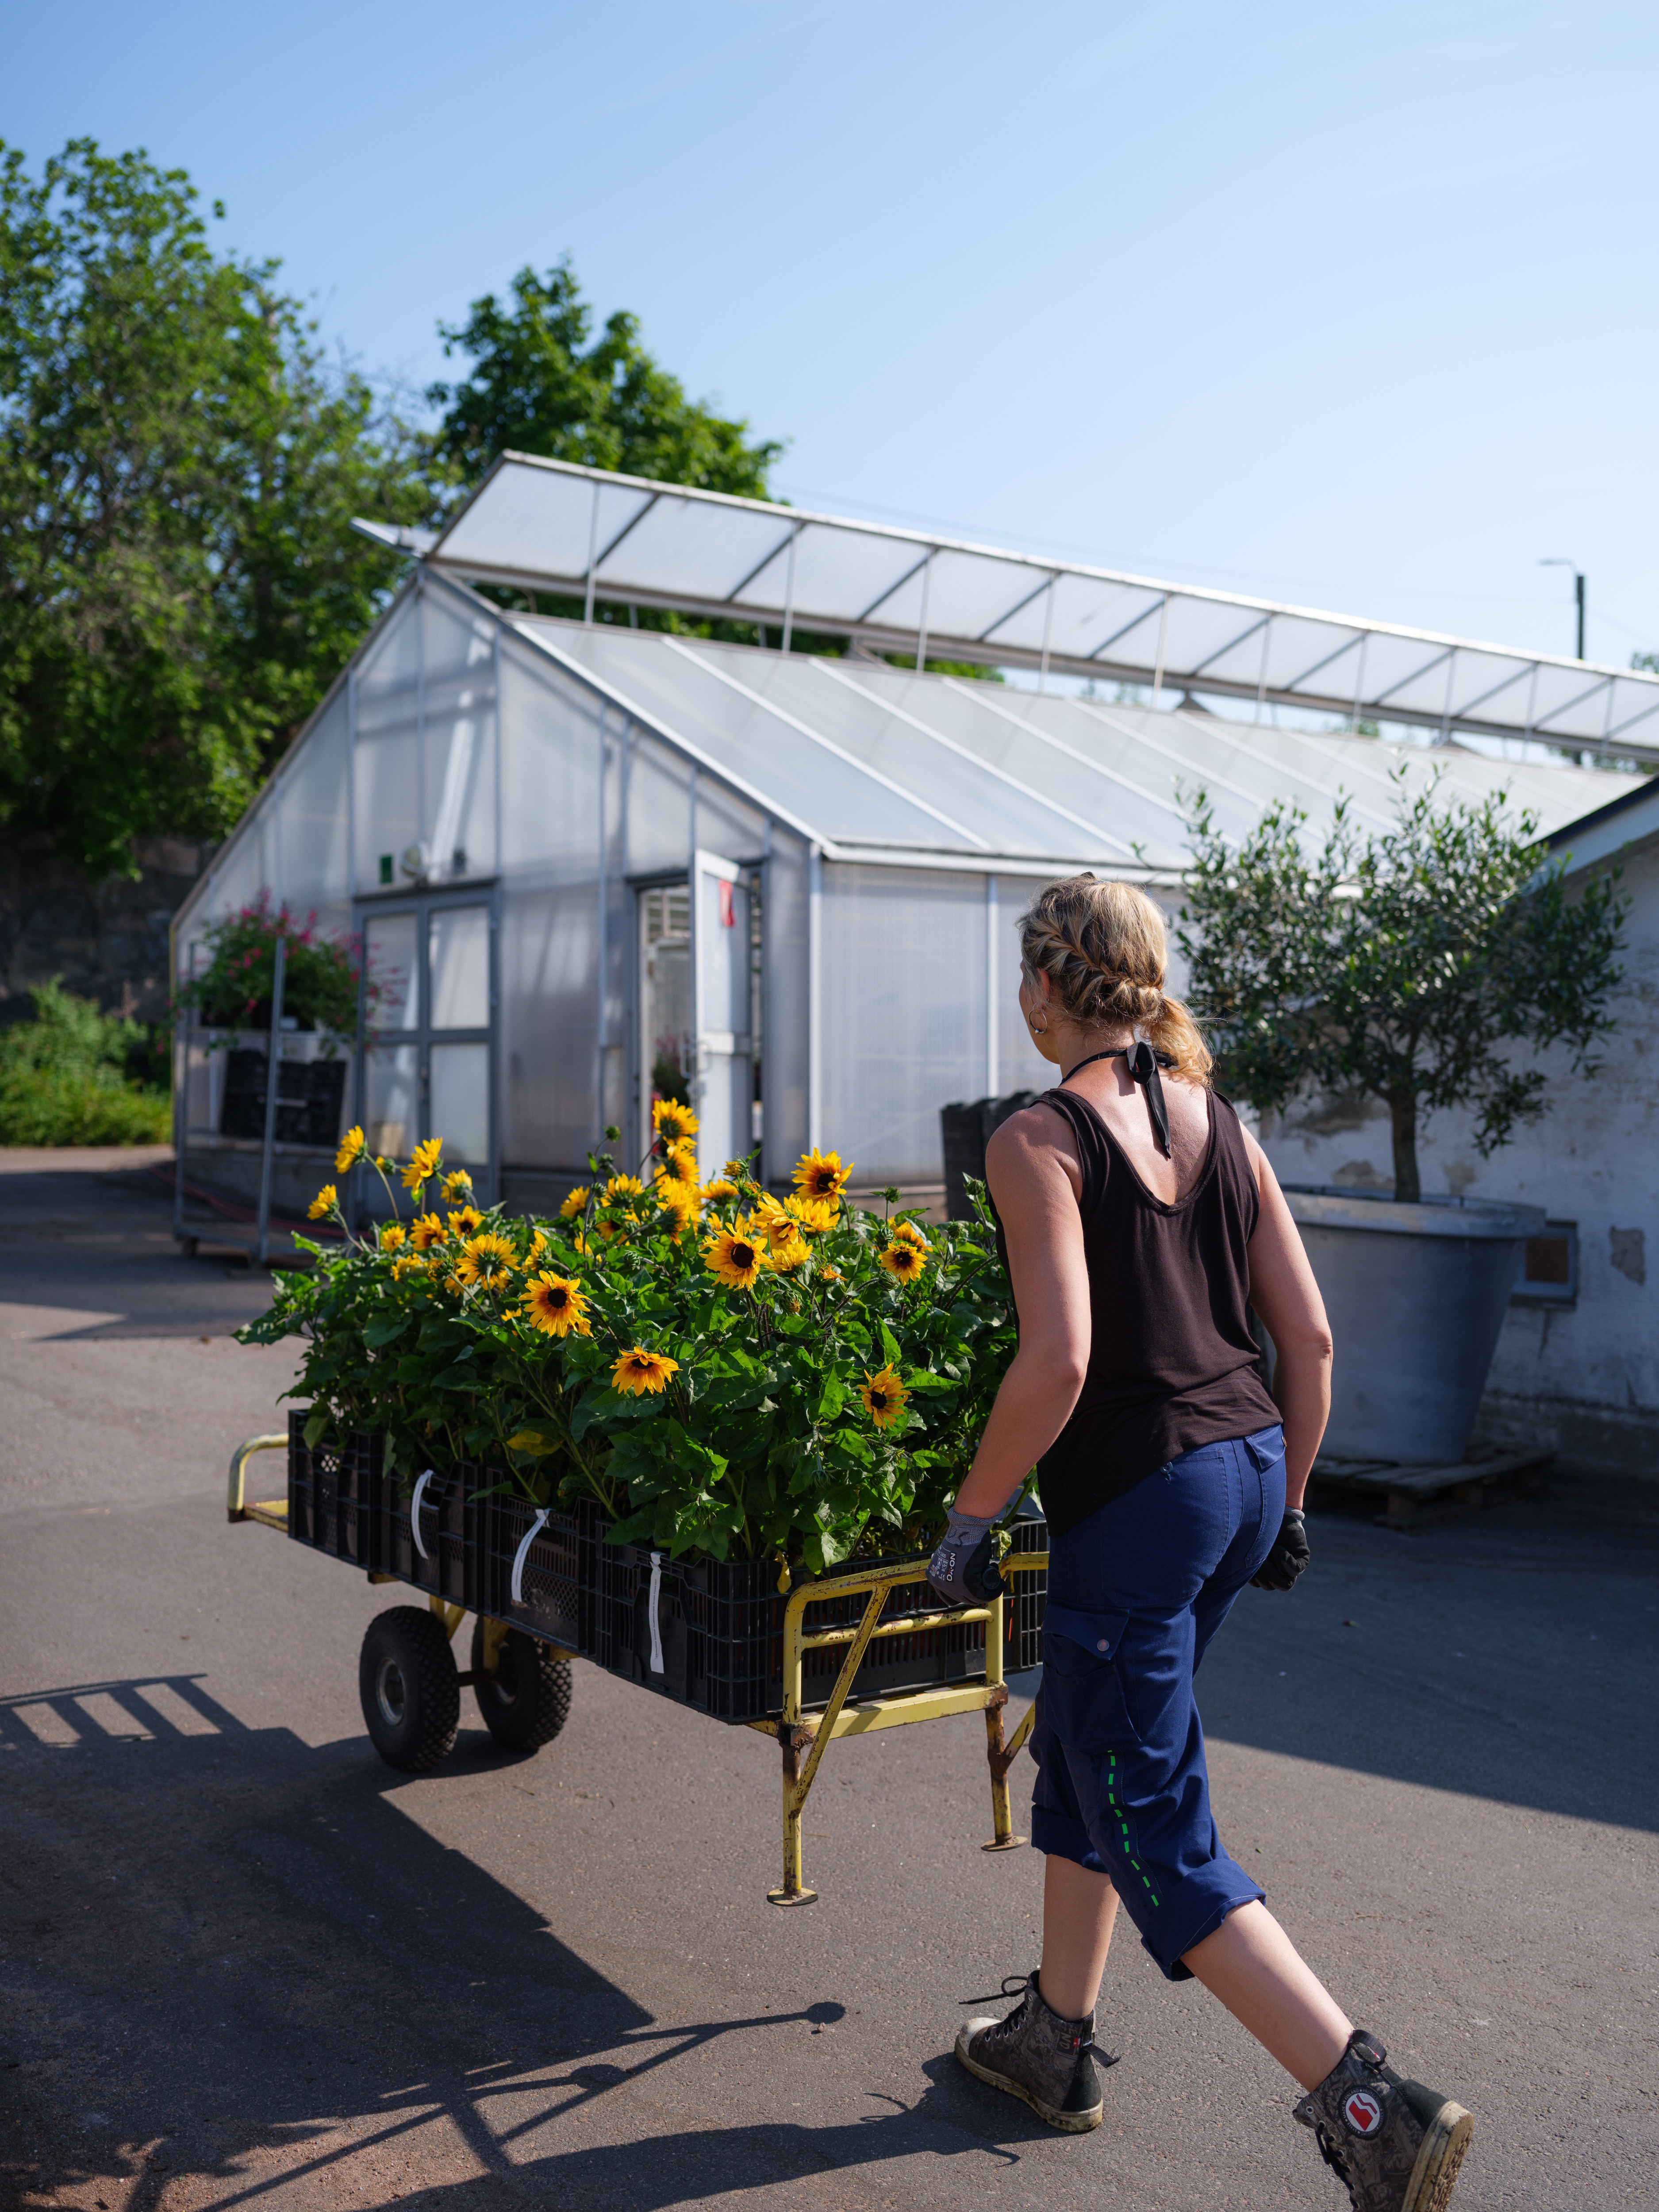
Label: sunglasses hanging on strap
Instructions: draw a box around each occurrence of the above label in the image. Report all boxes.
[1060,1040,1176,1157]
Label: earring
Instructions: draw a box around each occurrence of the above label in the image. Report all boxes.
[1029,1010,1049,1035]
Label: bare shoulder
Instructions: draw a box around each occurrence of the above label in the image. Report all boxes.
[1231,1111,1284,1201]
[986,1098,1081,1197]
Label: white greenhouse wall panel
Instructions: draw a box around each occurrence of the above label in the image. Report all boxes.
[819,863,989,1184]
[763,830,810,1184]
[497,643,604,1171]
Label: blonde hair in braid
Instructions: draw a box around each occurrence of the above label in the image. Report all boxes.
[1019,874,1213,1085]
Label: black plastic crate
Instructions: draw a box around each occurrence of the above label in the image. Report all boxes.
[481,1492,602,1656]
[285,1414,380,1567]
[595,1528,1045,1724]
[221,1050,347,1146]
[940,1090,1041,1220]
[376,1460,481,1608]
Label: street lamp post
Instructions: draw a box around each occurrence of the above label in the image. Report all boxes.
[1540,559,1586,660]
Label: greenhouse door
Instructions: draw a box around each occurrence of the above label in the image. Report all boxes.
[691,853,753,1175]
[359,891,497,1203]
[634,860,755,1176]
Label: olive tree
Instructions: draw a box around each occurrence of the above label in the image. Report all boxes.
[1176,770,1627,1203]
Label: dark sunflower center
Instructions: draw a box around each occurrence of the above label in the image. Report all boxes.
[733,1243,755,1266]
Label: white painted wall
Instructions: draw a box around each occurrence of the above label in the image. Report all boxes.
[1251,835,1659,1480]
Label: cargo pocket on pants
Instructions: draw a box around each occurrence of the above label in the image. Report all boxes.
[1041,1602,1142,1753]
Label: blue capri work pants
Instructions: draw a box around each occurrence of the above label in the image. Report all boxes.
[1030,1425,1287,1981]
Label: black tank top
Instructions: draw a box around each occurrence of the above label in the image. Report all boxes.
[1010,1085,1280,1538]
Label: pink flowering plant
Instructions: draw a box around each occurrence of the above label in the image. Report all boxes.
[176,892,374,1043]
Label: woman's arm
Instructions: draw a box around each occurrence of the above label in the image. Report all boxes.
[949,1108,1093,1517]
[1240,1127,1333,1509]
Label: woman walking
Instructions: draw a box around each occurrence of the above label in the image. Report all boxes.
[928,875,1471,2212]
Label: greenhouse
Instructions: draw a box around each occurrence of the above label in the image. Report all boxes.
[169,458,1647,1233]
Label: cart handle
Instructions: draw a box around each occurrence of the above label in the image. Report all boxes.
[227,1434,288,1522]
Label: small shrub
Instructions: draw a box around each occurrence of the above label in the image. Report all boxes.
[0,980,172,1146]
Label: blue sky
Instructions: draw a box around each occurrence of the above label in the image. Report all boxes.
[8,1,1657,664]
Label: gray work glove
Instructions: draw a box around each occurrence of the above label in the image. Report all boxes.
[928,1509,1006,1606]
[1251,1507,1310,1591]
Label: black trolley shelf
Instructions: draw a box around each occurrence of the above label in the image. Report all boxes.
[230,1421,1048,1905]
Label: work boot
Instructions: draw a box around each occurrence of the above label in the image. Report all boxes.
[954,1971,1113,2131]
[1294,2029,1473,2212]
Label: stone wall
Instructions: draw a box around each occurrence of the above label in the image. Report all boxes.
[0,833,212,1028]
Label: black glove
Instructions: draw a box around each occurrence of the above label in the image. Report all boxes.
[1251,1508,1310,1591]
[928,1511,1006,1606]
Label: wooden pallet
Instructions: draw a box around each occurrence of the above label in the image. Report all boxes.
[1309,1446,1555,1532]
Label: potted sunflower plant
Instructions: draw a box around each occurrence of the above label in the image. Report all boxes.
[241,1098,1027,1720]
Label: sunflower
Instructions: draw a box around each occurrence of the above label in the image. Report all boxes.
[307,1184,337,1220]
[890,1218,930,1249]
[335,1125,366,1174]
[662,1140,698,1184]
[793,1148,852,1202]
[447,1204,484,1237]
[410,1211,448,1252]
[440,1169,473,1201]
[859,1365,909,1429]
[457,1232,516,1291]
[522,1272,591,1338]
[701,1176,740,1206]
[603,1174,645,1206]
[391,1253,426,1282]
[879,1240,928,1283]
[524,1229,549,1266]
[703,1220,765,1290]
[379,1223,407,1252]
[559,1185,591,1219]
[652,1098,699,1144]
[401,1137,442,1191]
[759,1212,809,1270]
[655,1179,698,1236]
[611,1346,680,1396]
[441,1269,468,1295]
[817,1265,842,1284]
[787,1195,839,1235]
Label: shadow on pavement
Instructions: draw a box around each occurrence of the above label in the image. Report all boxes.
[0,1675,1037,2210]
[1194,1495,1659,1835]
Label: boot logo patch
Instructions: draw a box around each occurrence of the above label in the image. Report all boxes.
[1342,2089,1384,2137]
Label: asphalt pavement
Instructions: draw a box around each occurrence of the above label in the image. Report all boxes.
[2,1151,1656,2211]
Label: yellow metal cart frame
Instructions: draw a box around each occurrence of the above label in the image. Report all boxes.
[228,1433,1044,1907]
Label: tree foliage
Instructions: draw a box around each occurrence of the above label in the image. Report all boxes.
[0,139,436,879]
[1176,771,1628,1203]
[428,258,782,496]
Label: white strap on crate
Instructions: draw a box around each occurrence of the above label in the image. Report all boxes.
[511,1508,550,1605]
[648,1551,665,1674]
[410,1469,435,1560]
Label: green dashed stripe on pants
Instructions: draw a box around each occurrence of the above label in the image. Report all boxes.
[1105,1751,1160,1909]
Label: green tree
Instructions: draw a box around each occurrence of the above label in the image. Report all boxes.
[0,139,436,879]
[1176,772,1627,1203]
[428,258,782,495]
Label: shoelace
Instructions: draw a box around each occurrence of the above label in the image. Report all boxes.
[959,1975,1121,2067]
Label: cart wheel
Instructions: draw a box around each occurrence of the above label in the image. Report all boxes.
[471,1619,572,1754]
[359,1608,460,1771]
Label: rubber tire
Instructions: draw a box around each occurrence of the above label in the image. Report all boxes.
[471,1619,572,1754]
[358,1607,460,1771]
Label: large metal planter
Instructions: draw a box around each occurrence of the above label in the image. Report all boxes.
[1283,1189,1546,1465]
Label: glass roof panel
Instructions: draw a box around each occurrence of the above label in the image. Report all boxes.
[596,495,792,600]
[440,467,650,580]
[420,457,1659,753]
[524,624,974,849]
